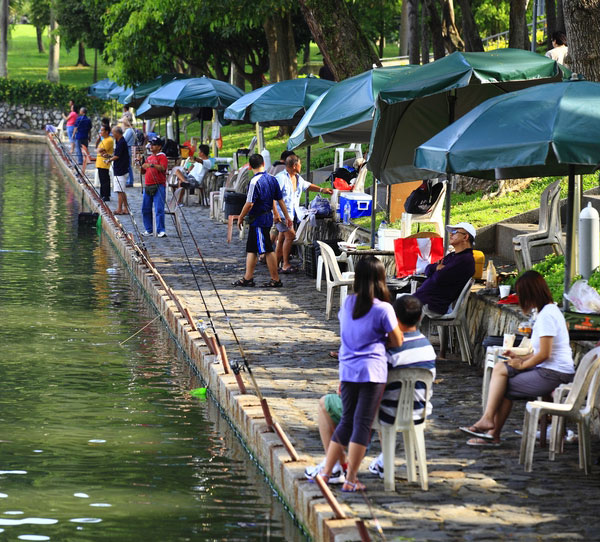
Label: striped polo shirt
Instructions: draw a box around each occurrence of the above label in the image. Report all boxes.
[378,330,436,426]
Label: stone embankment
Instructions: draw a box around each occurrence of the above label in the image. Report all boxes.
[43,133,600,542]
[0,102,101,132]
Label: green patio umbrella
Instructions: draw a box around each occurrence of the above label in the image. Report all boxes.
[88,78,118,100]
[367,48,570,248]
[136,76,244,142]
[224,75,334,126]
[108,85,134,105]
[125,73,191,108]
[414,80,600,303]
[287,65,417,150]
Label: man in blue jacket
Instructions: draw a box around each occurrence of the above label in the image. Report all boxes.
[72,107,92,165]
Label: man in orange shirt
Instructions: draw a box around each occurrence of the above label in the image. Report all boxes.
[140,137,169,237]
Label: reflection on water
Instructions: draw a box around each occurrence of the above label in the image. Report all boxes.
[0,142,306,541]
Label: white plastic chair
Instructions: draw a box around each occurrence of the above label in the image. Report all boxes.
[405,181,447,236]
[519,347,600,473]
[316,228,359,291]
[427,278,474,365]
[372,367,434,491]
[316,241,355,320]
[513,179,564,271]
[333,144,362,170]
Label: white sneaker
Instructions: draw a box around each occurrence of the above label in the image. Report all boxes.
[368,454,384,479]
[304,459,345,485]
[157,231,167,238]
[141,231,152,237]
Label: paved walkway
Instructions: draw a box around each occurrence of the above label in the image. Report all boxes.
[85,167,598,541]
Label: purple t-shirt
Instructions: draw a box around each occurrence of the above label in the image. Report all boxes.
[338,296,397,383]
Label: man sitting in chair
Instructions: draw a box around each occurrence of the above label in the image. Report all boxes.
[173,144,212,205]
[413,222,475,323]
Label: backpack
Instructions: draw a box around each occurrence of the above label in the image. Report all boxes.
[404,180,444,214]
[134,129,145,146]
[162,138,180,159]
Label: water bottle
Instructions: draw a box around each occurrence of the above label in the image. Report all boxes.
[343,201,351,225]
[378,220,387,250]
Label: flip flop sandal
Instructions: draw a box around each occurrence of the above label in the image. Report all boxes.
[466,437,501,447]
[232,277,255,287]
[307,472,330,484]
[341,480,366,493]
[459,426,494,440]
[279,266,298,274]
[262,279,283,288]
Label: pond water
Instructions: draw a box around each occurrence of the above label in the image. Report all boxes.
[0,142,307,541]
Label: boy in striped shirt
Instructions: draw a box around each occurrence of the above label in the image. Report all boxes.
[369,295,436,478]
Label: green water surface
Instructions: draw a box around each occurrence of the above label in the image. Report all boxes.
[0,142,306,542]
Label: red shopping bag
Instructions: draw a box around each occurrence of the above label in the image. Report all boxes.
[394,237,444,278]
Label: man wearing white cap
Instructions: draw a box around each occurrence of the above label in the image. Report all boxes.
[414,222,476,319]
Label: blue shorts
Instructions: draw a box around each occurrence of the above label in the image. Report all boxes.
[246,226,273,255]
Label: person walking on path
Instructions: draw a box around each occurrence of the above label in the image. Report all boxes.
[274,154,332,273]
[140,137,168,237]
[72,107,92,167]
[233,154,293,288]
[95,124,114,202]
[460,270,574,446]
[316,257,403,492]
[107,126,130,215]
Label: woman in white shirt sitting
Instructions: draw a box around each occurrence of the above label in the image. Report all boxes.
[461,270,574,446]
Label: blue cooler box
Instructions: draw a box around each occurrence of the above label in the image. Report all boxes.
[338,193,372,219]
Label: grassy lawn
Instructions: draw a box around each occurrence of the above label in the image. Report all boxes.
[6,24,109,87]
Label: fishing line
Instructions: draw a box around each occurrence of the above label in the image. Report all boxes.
[119,314,161,346]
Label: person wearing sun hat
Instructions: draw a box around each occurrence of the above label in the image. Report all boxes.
[413,222,476,322]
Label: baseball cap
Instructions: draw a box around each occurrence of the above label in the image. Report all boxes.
[149,137,163,147]
[446,222,476,239]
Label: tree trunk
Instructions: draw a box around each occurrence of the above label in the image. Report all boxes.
[47,8,60,83]
[546,0,557,49]
[76,41,89,66]
[509,0,529,49]
[457,0,484,51]
[93,48,98,82]
[298,0,381,81]
[284,11,298,80]
[442,0,465,52]
[303,38,310,65]
[400,0,409,56]
[421,0,430,63]
[378,0,386,58]
[557,0,565,30]
[563,0,600,80]
[264,18,279,83]
[0,0,7,77]
[36,25,45,53]
[407,0,420,65]
[426,0,446,59]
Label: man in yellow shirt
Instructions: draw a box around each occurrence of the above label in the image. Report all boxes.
[96,124,114,202]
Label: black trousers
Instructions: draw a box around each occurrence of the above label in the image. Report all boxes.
[98,168,111,200]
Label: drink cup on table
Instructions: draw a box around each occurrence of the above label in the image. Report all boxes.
[499,284,511,298]
[503,333,516,349]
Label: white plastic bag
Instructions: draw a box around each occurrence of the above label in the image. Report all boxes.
[564,280,600,313]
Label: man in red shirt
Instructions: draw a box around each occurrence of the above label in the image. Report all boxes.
[140,137,169,237]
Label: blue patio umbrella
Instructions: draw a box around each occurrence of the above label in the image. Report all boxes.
[88,78,118,100]
[108,85,134,105]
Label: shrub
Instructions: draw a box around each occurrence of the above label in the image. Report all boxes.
[0,79,105,114]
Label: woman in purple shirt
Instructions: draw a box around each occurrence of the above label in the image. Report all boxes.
[318,257,403,492]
